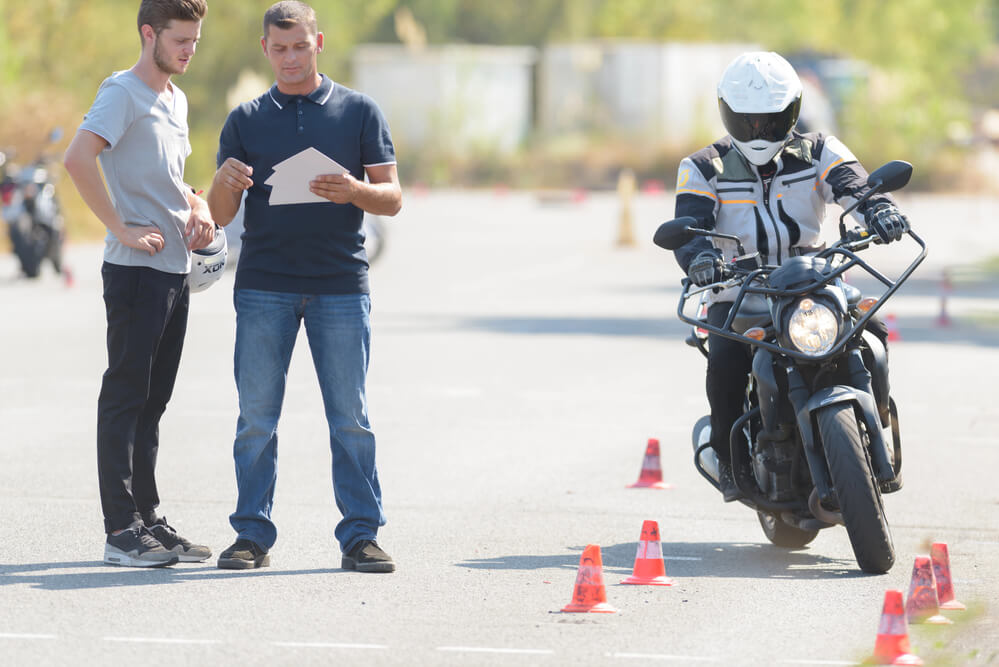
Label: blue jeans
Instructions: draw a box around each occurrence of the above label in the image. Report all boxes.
[230,289,384,552]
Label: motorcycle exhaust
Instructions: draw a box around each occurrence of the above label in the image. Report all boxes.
[808,487,843,525]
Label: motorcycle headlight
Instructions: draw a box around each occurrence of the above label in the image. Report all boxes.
[787,298,838,355]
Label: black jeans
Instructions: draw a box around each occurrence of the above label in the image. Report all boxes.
[705,302,753,464]
[97,262,189,533]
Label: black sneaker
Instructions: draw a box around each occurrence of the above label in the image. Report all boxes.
[717,460,743,503]
[147,517,212,562]
[342,540,395,573]
[217,538,270,570]
[104,524,178,568]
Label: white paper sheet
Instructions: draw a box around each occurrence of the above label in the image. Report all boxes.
[265,147,347,206]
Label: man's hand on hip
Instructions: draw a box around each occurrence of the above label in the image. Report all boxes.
[118,225,165,256]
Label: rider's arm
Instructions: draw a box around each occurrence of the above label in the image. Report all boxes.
[815,135,895,222]
[673,155,720,272]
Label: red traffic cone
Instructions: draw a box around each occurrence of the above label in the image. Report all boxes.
[621,520,674,586]
[930,543,966,611]
[870,590,923,666]
[905,556,952,625]
[627,438,674,489]
[885,314,902,342]
[561,545,618,613]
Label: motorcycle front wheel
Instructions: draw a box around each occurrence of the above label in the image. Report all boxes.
[819,403,895,574]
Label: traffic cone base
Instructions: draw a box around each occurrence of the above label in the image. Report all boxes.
[561,600,619,613]
[870,590,922,666]
[627,438,674,489]
[930,542,966,611]
[621,520,674,586]
[561,545,618,614]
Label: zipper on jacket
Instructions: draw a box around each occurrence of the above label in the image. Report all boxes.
[759,165,783,264]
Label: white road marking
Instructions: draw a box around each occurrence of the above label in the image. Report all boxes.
[663,556,702,561]
[0,633,57,640]
[778,660,859,666]
[611,653,720,662]
[438,646,555,655]
[103,637,221,645]
[273,641,387,650]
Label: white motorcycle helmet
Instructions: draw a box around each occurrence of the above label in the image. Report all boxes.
[718,52,803,166]
[189,225,228,293]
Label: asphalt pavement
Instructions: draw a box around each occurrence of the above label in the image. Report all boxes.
[1,190,997,666]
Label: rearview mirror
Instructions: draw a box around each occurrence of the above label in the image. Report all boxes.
[867,160,912,193]
[653,217,697,250]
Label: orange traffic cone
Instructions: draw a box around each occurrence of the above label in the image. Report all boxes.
[930,543,966,611]
[627,438,674,489]
[870,589,923,666]
[885,314,902,342]
[621,520,674,586]
[561,544,618,613]
[905,556,952,625]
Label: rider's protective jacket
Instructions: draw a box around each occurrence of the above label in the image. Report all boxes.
[673,131,892,303]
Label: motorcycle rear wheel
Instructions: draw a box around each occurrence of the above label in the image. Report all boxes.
[819,403,895,574]
[757,512,819,548]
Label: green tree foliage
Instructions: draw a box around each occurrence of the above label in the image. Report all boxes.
[0,0,995,215]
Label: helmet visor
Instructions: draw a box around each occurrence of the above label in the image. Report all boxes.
[719,96,802,143]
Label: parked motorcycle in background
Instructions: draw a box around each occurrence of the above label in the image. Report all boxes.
[1,128,66,278]
[654,160,924,574]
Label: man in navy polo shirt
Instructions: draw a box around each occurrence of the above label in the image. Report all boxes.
[207,0,401,572]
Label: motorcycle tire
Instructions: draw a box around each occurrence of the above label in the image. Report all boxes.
[818,403,895,574]
[363,215,386,265]
[11,214,47,278]
[757,511,819,549]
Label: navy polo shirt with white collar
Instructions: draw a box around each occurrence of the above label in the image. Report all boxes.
[217,74,396,295]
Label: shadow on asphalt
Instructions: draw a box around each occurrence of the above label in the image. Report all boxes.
[458,541,873,580]
[0,563,346,590]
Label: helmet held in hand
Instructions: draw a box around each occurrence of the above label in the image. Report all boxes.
[189,225,228,293]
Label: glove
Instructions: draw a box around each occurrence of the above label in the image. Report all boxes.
[687,249,725,286]
[865,203,909,244]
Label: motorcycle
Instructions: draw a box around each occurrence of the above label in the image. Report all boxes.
[653,160,925,574]
[1,128,66,278]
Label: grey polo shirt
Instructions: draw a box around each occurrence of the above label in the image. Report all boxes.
[80,70,193,274]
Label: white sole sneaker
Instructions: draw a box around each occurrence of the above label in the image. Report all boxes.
[172,547,211,563]
[104,544,179,568]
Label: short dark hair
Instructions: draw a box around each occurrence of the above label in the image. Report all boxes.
[137,0,207,37]
[263,1,318,38]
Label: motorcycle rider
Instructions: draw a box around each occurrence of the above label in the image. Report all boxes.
[672,51,909,502]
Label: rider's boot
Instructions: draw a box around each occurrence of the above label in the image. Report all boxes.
[717,459,742,503]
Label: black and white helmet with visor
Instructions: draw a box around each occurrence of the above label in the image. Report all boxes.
[718,52,803,166]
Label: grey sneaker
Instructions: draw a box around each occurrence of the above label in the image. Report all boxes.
[342,540,395,573]
[217,539,270,570]
[147,517,212,562]
[104,524,178,568]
